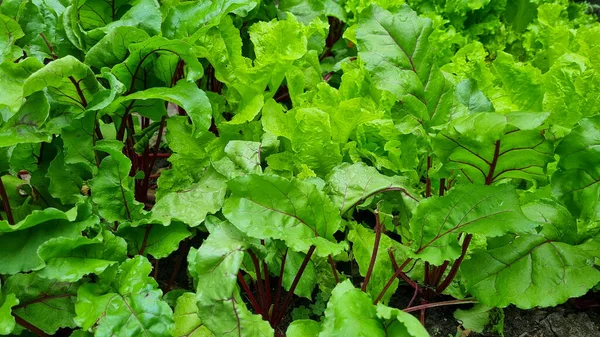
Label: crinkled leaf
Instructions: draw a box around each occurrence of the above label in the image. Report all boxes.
[172,292,213,337]
[37,229,127,282]
[74,256,174,336]
[118,222,192,259]
[326,162,416,215]
[0,57,43,116]
[151,167,227,227]
[223,174,344,256]
[356,5,454,129]
[0,91,52,147]
[552,116,600,221]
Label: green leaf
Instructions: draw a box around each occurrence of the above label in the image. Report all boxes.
[287,319,321,337]
[326,162,416,215]
[411,184,535,265]
[0,283,18,335]
[455,79,494,113]
[223,174,344,256]
[453,304,504,335]
[46,144,89,205]
[113,81,212,137]
[111,36,203,92]
[74,256,174,336]
[319,280,384,337]
[552,116,600,221]
[61,110,98,172]
[23,55,100,109]
[278,0,346,24]
[0,91,52,147]
[4,273,79,334]
[118,222,192,259]
[433,112,554,185]
[0,57,43,115]
[0,13,24,63]
[462,233,600,308]
[162,0,259,40]
[356,5,454,129]
[89,140,145,224]
[0,204,96,274]
[172,293,213,337]
[375,304,430,337]
[37,229,127,282]
[85,26,150,70]
[265,246,318,299]
[151,167,227,227]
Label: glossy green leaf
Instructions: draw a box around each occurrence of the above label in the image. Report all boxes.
[223,174,344,256]
[37,229,127,282]
[4,273,79,334]
[74,256,174,336]
[118,222,191,259]
[356,5,454,129]
[0,91,52,147]
[172,292,213,337]
[326,162,416,215]
[375,304,430,337]
[411,184,536,264]
[552,116,600,221]
[0,57,43,115]
[462,233,600,308]
[287,319,321,337]
[151,167,227,227]
[89,141,145,224]
[0,283,18,335]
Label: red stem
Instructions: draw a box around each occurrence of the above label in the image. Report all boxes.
[362,209,382,292]
[436,234,473,293]
[238,271,264,317]
[388,250,417,289]
[0,177,15,225]
[138,225,152,255]
[425,156,432,198]
[248,249,267,312]
[485,140,501,185]
[271,249,287,322]
[13,314,50,337]
[273,246,315,325]
[404,299,477,313]
[328,255,340,284]
[374,258,412,304]
[165,238,190,293]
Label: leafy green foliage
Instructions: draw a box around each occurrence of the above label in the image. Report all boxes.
[1,0,599,336]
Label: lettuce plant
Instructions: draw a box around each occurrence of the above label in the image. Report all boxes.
[1,0,599,336]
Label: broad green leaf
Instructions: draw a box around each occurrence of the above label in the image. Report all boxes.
[4,273,79,334]
[326,162,416,215]
[287,319,321,337]
[453,304,504,335]
[151,168,226,227]
[462,233,600,308]
[265,246,318,299]
[46,144,89,205]
[23,55,100,109]
[85,26,150,70]
[455,79,494,113]
[74,256,174,336]
[411,184,536,265]
[0,57,43,116]
[492,52,544,113]
[0,204,96,274]
[111,36,203,92]
[0,13,23,63]
[113,81,212,137]
[318,280,384,337]
[278,0,346,24]
[375,304,430,337]
[189,219,273,336]
[89,141,145,224]
[118,222,192,259]
[37,229,127,282]
[434,112,553,185]
[172,292,213,337]
[552,116,600,221]
[356,5,454,129]
[0,283,18,335]
[224,140,262,175]
[0,91,52,147]
[223,174,344,256]
[162,0,259,40]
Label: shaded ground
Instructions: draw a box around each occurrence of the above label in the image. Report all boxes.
[420,296,600,337]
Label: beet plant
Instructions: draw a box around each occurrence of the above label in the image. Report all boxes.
[0,0,599,336]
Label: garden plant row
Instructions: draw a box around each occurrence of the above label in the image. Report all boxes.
[0,0,599,336]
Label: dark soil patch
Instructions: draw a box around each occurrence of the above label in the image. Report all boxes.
[390,286,600,337]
